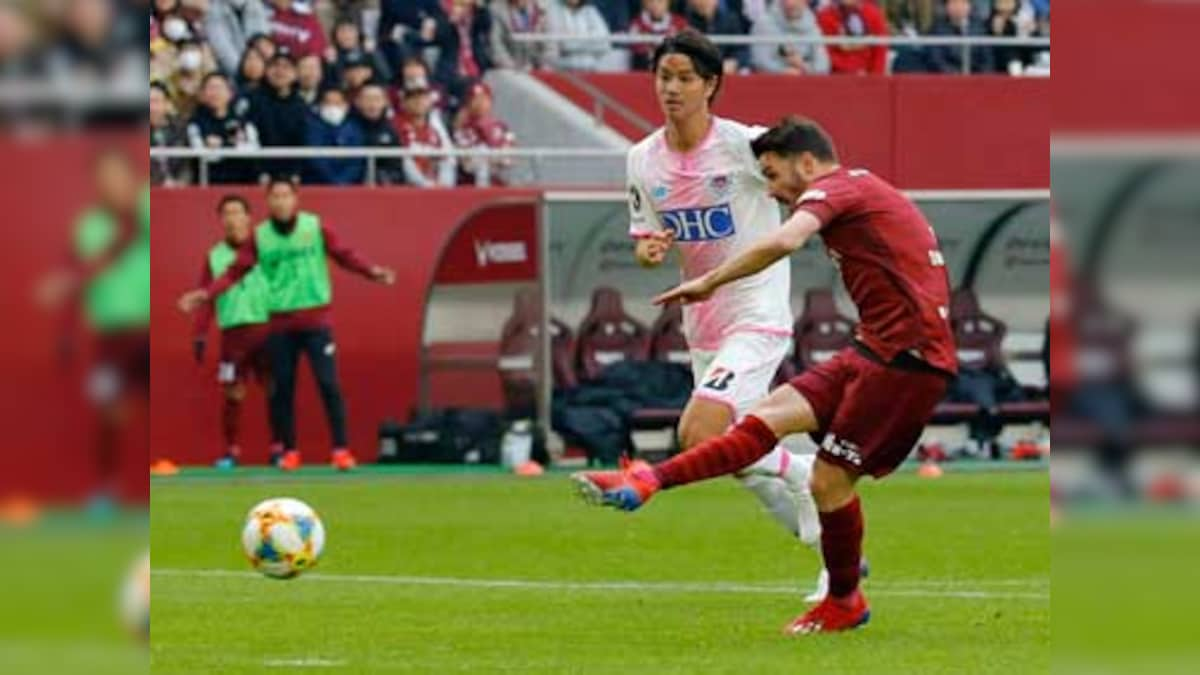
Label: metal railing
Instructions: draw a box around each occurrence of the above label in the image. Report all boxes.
[149,146,628,186]
[511,32,1051,75]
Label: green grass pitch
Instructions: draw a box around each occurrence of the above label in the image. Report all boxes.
[151,465,1048,674]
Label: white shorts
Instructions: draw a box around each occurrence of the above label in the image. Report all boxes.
[690,332,791,418]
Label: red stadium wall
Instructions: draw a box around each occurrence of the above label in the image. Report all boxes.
[537,74,1049,189]
[151,188,538,467]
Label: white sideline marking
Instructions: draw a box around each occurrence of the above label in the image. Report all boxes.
[263,658,345,668]
[154,568,1048,601]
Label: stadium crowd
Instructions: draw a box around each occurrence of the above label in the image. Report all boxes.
[149,0,1050,186]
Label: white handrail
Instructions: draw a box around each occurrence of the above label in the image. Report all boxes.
[511,33,1050,48]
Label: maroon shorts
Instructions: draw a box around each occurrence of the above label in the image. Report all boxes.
[788,345,951,478]
[218,324,272,384]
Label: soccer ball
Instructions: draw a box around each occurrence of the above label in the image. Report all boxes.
[119,550,149,642]
[241,497,325,579]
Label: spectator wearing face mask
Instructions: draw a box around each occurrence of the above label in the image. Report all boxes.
[167,38,217,120]
[187,72,261,184]
[452,81,516,186]
[751,0,829,75]
[349,82,408,185]
[206,0,271,76]
[393,77,456,187]
[928,0,994,73]
[305,87,366,185]
[816,0,888,75]
[247,52,309,183]
[268,0,330,60]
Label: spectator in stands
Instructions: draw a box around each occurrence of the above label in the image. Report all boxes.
[187,72,261,184]
[267,0,330,59]
[249,32,278,59]
[545,0,615,72]
[683,0,750,74]
[236,43,269,94]
[377,0,454,80]
[166,38,218,120]
[881,0,935,35]
[331,17,393,83]
[206,0,271,76]
[337,49,377,101]
[816,0,888,75]
[394,78,457,187]
[394,56,450,113]
[305,86,366,185]
[750,0,829,75]
[151,81,195,186]
[350,82,408,185]
[986,0,1033,74]
[155,0,182,25]
[453,81,516,186]
[247,52,308,182]
[927,0,994,73]
[629,0,688,71]
[595,0,636,32]
[443,0,495,90]
[489,0,552,70]
[296,53,326,104]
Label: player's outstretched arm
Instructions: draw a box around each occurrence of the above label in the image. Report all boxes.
[653,211,821,306]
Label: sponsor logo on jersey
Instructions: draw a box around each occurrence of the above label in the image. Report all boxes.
[708,174,731,198]
[652,185,670,201]
[657,203,736,242]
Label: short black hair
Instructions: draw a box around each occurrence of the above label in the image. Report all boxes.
[200,71,229,89]
[750,116,839,163]
[650,29,724,103]
[318,85,347,102]
[150,80,170,97]
[217,194,251,214]
[265,175,299,192]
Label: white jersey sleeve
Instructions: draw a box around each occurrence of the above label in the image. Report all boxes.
[626,145,664,238]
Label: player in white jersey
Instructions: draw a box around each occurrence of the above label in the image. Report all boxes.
[576,30,832,600]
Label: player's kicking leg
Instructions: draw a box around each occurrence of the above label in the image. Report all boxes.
[571,382,871,634]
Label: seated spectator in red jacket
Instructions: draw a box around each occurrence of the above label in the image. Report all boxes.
[817,0,888,75]
[629,0,689,71]
[268,0,330,59]
[453,81,516,186]
[394,78,458,187]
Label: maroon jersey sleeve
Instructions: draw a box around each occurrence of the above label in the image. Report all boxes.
[792,171,862,228]
[322,225,376,279]
[205,237,258,298]
[193,260,215,340]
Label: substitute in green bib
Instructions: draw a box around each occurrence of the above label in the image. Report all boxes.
[179,178,395,471]
[192,195,281,470]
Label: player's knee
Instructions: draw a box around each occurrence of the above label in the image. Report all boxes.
[809,460,855,508]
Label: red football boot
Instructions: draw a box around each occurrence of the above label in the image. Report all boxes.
[784,589,871,636]
[571,457,660,511]
[279,449,303,472]
[331,448,357,472]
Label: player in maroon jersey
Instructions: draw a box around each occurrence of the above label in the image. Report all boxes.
[575,116,957,635]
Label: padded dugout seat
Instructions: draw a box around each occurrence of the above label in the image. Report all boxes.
[497,288,576,417]
[575,287,649,382]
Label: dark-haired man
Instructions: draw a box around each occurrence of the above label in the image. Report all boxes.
[192,195,279,469]
[573,29,828,598]
[579,116,957,636]
[178,179,396,471]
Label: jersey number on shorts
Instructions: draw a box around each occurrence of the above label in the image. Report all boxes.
[703,368,736,392]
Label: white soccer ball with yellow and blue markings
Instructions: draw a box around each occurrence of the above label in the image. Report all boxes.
[241,497,325,579]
